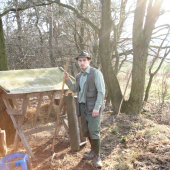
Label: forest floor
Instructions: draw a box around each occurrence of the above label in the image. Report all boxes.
[4,97,170,170]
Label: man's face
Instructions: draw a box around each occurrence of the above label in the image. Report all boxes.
[77,57,91,71]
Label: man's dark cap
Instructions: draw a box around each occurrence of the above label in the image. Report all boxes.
[75,50,91,60]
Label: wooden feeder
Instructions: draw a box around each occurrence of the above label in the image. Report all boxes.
[0,67,86,159]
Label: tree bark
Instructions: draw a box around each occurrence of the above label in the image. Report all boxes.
[14,0,26,69]
[123,0,163,114]
[99,0,122,114]
[49,5,56,67]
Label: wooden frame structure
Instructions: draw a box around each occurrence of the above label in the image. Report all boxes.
[0,90,68,159]
[0,67,86,159]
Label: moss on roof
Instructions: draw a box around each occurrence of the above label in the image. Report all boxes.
[0,67,75,94]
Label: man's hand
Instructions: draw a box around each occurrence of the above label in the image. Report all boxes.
[92,109,99,117]
[63,72,69,80]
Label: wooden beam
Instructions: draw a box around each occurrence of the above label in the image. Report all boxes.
[65,95,80,151]
[47,91,58,120]
[62,119,69,133]
[12,99,20,109]
[0,93,27,99]
[62,103,67,115]
[13,98,29,151]
[55,120,62,137]
[3,99,13,110]
[79,140,87,146]
[6,109,22,115]
[26,90,61,98]
[10,115,35,159]
[64,90,73,96]
[33,93,44,126]
[48,95,52,100]
[28,100,31,107]
[0,129,7,156]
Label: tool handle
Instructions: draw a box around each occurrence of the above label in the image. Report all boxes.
[52,59,69,153]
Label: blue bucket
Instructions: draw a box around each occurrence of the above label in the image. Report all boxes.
[0,152,29,170]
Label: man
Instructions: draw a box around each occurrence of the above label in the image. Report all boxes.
[63,50,105,168]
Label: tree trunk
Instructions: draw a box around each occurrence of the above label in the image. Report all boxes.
[99,0,122,114]
[0,18,8,71]
[49,5,56,67]
[0,17,15,143]
[122,0,163,114]
[14,0,27,69]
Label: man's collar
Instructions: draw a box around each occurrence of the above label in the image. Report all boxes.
[81,66,90,75]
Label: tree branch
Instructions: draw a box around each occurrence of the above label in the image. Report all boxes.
[0,2,54,17]
[150,46,170,49]
[1,0,99,35]
[48,0,99,34]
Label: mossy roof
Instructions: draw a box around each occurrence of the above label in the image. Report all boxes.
[0,67,75,94]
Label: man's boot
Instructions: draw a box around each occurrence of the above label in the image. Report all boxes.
[83,149,95,159]
[93,154,103,168]
[83,137,95,159]
[91,139,103,168]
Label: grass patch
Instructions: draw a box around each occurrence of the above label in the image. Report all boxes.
[110,127,119,134]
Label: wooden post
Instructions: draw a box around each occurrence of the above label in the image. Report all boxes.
[47,91,58,120]
[13,98,29,151]
[0,129,7,156]
[10,115,35,159]
[74,96,86,143]
[33,93,44,126]
[12,99,20,109]
[65,95,80,151]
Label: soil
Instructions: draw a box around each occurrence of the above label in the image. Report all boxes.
[2,98,170,170]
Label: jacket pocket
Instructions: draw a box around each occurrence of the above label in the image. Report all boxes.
[86,88,95,97]
[87,99,96,112]
[87,103,94,112]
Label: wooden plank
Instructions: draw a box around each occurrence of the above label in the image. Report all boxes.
[3,99,22,115]
[26,90,61,98]
[6,109,22,115]
[12,99,20,109]
[47,91,58,120]
[3,99,21,116]
[33,93,44,126]
[64,90,73,95]
[79,140,87,146]
[3,99,13,110]
[10,115,35,159]
[65,95,80,151]
[73,96,86,143]
[28,100,31,107]
[52,59,69,154]
[48,95,52,100]
[62,119,69,133]
[55,96,66,120]
[0,129,7,156]
[62,103,67,115]
[0,93,27,99]
[55,120,62,137]
[18,98,29,126]
[13,98,29,151]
